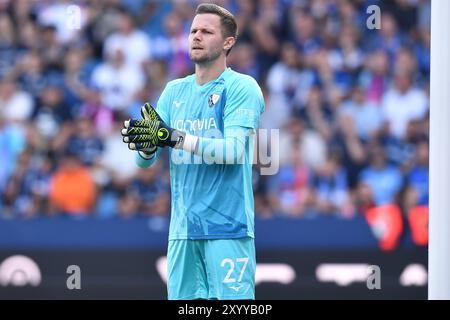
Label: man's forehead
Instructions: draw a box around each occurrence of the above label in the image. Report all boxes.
[191,13,221,29]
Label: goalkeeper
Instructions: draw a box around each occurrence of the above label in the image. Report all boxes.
[121,3,264,300]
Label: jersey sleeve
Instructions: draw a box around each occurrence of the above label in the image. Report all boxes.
[195,125,249,164]
[155,84,171,124]
[223,77,265,130]
[135,148,161,168]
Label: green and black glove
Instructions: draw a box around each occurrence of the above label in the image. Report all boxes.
[121,103,185,152]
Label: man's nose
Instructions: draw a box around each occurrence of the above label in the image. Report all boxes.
[192,30,202,41]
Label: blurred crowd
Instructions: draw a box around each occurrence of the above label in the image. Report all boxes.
[0,0,430,223]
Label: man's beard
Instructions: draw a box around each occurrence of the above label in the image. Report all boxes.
[189,48,222,64]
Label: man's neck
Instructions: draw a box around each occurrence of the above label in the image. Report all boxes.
[195,59,227,85]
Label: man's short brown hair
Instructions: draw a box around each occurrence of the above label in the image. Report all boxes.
[195,3,238,55]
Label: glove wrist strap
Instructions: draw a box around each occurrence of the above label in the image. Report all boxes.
[138,148,156,160]
[178,133,199,153]
[171,130,187,149]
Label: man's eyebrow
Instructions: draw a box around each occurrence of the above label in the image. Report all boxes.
[191,27,215,32]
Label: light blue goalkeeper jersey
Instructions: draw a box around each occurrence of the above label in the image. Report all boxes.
[145,67,264,240]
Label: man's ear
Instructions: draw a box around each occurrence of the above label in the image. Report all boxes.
[223,37,236,51]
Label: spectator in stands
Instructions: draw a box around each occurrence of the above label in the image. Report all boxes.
[0,111,27,195]
[267,143,312,218]
[353,182,376,215]
[252,166,272,218]
[62,47,91,114]
[36,0,87,44]
[395,47,418,77]
[298,85,334,142]
[103,8,151,68]
[250,0,284,75]
[16,21,40,52]
[335,0,364,29]
[290,8,321,58]
[0,13,16,78]
[31,84,73,154]
[415,27,430,79]
[158,11,192,78]
[338,85,384,142]
[277,117,327,171]
[365,12,403,63]
[381,120,421,170]
[96,115,140,218]
[331,110,367,190]
[41,25,66,71]
[310,153,353,217]
[116,187,139,218]
[381,70,428,140]
[359,49,390,105]
[65,117,104,167]
[381,0,418,33]
[91,47,145,111]
[232,0,255,44]
[263,42,314,130]
[127,163,169,217]
[3,150,53,219]
[100,115,139,183]
[0,76,34,123]
[49,149,96,216]
[403,139,429,212]
[228,42,259,80]
[359,146,403,206]
[10,0,33,28]
[16,51,53,99]
[327,25,364,94]
[79,86,114,138]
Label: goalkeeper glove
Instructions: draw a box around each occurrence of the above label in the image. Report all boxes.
[135,103,157,158]
[121,103,185,151]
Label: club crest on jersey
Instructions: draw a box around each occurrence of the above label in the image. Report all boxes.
[208,93,220,107]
